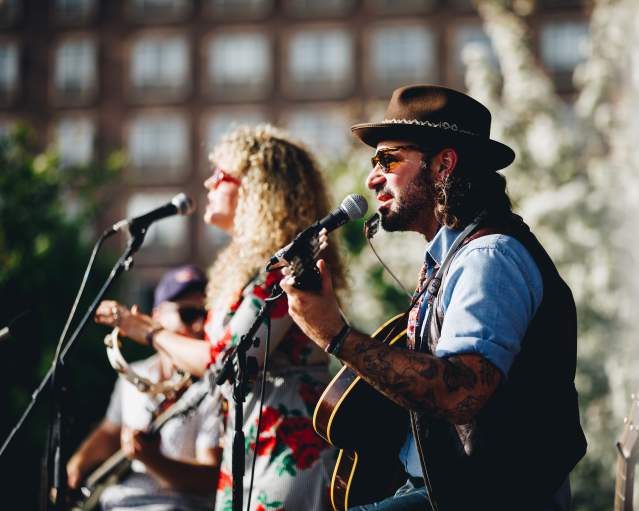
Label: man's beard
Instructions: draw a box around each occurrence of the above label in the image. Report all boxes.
[380,167,435,232]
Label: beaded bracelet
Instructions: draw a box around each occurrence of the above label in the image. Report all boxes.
[325,322,351,356]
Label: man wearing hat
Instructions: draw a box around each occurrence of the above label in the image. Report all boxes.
[66,265,222,510]
[282,85,586,510]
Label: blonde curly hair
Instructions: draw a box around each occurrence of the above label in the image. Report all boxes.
[206,124,345,311]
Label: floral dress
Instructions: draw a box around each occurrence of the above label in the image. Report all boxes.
[205,270,336,511]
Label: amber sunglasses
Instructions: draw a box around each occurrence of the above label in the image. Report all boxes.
[371,145,424,172]
[210,167,241,189]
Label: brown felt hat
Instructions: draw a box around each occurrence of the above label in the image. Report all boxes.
[351,84,515,171]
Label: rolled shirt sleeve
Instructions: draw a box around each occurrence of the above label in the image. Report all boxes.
[428,234,543,377]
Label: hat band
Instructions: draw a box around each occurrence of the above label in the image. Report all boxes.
[383,118,479,137]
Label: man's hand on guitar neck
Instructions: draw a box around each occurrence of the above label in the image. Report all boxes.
[281,259,501,425]
[121,426,162,466]
[281,259,345,350]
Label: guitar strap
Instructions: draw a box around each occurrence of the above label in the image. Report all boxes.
[407,213,486,511]
[414,214,486,352]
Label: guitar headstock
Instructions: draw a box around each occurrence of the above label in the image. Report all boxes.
[618,393,639,460]
[288,230,323,292]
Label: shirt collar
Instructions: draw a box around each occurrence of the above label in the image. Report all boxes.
[426,226,464,267]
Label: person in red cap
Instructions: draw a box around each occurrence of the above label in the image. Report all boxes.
[67,265,221,511]
[281,85,587,510]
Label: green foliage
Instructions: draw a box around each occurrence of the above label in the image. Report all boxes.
[0,125,124,509]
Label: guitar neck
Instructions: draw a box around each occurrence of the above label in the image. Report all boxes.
[84,449,130,489]
[615,448,636,511]
[82,380,208,489]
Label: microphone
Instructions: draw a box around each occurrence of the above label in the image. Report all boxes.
[270,194,368,264]
[111,193,196,235]
[0,311,29,344]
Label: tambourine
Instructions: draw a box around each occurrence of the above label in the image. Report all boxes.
[104,327,191,399]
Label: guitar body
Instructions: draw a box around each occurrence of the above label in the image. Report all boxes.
[313,314,409,510]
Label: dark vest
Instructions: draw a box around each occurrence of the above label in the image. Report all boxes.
[413,214,587,510]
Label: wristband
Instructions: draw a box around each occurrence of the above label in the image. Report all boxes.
[145,326,164,347]
[325,322,351,356]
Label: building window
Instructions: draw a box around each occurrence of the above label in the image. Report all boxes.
[0,0,21,28]
[367,0,436,14]
[451,24,498,84]
[0,43,18,103]
[128,0,192,22]
[54,117,95,167]
[126,191,189,262]
[203,109,267,171]
[206,32,271,99]
[207,0,272,19]
[54,38,97,102]
[128,114,189,181]
[284,107,350,159]
[285,0,355,17]
[131,35,190,100]
[540,20,589,72]
[286,28,353,98]
[54,0,96,23]
[369,26,436,94]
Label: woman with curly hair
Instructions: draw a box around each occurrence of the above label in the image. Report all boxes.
[96,124,345,511]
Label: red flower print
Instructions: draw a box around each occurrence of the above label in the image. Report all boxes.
[294,444,323,470]
[259,406,283,432]
[254,435,277,456]
[253,270,282,300]
[278,326,313,365]
[276,416,328,470]
[217,470,232,491]
[298,382,321,408]
[252,272,289,319]
[209,328,233,364]
[249,406,283,456]
[268,293,289,319]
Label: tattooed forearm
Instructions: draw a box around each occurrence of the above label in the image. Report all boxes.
[339,331,501,424]
[443,358,477,392]
[479,357,499,386]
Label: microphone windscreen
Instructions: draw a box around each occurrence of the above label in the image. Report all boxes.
[172,193,196,216]
[340,194,368,220]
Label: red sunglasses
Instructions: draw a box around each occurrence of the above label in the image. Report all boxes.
[210,167,241,189]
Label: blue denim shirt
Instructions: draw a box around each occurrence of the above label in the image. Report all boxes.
[399,226,544,477]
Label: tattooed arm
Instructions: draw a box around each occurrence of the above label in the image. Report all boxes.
[280,260,501,425]
[337,331,500,424]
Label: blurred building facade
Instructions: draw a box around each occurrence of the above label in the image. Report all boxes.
[0,0,588,306]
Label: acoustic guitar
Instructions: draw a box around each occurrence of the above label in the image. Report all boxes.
[615,392,639,511]
[69,378,210,510]
[313,313,410,511]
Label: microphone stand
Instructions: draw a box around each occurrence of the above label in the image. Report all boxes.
[0,228,148,511]
[215,286,280,511]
